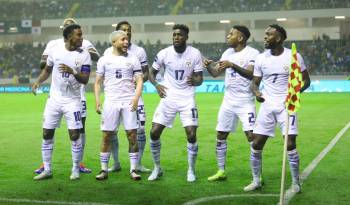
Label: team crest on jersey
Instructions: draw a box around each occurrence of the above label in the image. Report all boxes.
[239,59,245,66]
[185,60,192,68]
[126,62,132,68]
[75,59,82,69]
[283,65,289,72]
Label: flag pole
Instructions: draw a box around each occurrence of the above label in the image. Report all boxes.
[279,112,290,205]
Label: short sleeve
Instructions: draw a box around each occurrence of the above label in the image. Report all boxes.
[152,49,165,70]
[248,49,260,66]
[193,50,203,73]
[253,55,263,77]
[138,47,148,67]
[96,57,105,76]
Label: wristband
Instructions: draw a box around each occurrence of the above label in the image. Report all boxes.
[72,69,78,75]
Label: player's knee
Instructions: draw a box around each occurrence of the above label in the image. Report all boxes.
[150,127,161,140]
[69,130,80,141]
[43,129,54,140]
[217,131,229,140]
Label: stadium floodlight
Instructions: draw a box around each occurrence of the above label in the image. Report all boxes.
[276,18,287,22]
[335,16,346,19]
[164,22,175,26]
[220,20,231,24]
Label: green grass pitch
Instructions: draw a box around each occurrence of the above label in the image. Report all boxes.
[0,92,349,205]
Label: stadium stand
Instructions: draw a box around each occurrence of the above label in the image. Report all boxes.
[1,39,349,79]
[0,0,349,20]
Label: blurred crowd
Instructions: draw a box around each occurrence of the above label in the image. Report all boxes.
[0,38,348,80]
[1,0,349,20]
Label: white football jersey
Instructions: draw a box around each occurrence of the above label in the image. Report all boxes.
[220,46,259,103]
[152,45,203,99]
[47,43,91,103]
[43,38,98,101]
[96,53,142,102]
[103,43,148,67]
[254,48,306,104]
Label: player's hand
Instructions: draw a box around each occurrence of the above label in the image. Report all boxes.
[130,98,138,112]
[218,60,233,70]
[59,64,75,74]
[203,59,213,68]
[95,102,102,114]
[255,92,265,103]
[31,82,40,95]
[187,76,194,86]
[156,84,167,98]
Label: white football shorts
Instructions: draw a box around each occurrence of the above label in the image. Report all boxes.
[152,97,198,128]
[81,100,87,118]
[137,97,146,123]
[216,100,256,133]
[100,100,139,131]
[43,98,82,130]
[253,102,298,137]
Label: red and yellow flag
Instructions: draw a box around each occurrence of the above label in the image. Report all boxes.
[285,43,304,114]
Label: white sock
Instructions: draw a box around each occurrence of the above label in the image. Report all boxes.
[71,137,82,170]
[250,146,262,184]
[288,149,300,184]
[187,142,198,172]
[80,133,86,163]
[216,139,227,171]
[150,139,161,169]
[129,152,139,172]
[42,138,54,172]
[100,152,111,171]
[137,126,146,167]
[110,133,120,168]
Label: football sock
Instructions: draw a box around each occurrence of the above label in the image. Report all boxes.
[80,132,86,162]
[110,133,120,166]
[288,149,300,184]
[137,126,146,167]
[71,137,82,170]
[216,139,227,171]
[100,152,111,171]
[42,138,54,172]
[150,139,161,168]
[187,142,198,172]
[129,152,139,172]
[250,146,262,184]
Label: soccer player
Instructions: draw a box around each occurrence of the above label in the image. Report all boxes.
[31,24,91,180]
[204,25,260,181]
[103,21,150,173]
[94,30,143,180]
[34,18,99,174]
[243,24,310,192]
[147,24,203,182]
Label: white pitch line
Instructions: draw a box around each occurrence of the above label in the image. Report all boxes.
[0,197,119,205]
[281,121,350,205]
[182,194,279,205]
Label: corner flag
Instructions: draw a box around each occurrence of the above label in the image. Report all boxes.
[285,43,303,114]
